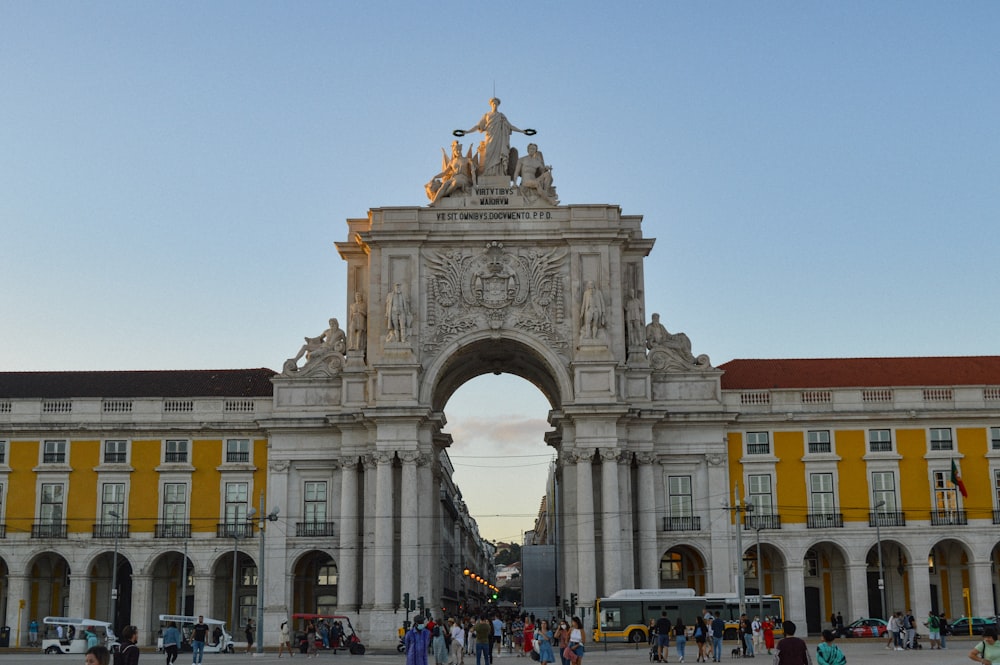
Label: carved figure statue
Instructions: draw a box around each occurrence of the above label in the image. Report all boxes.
[461,98,527,178]
[282,317,347,375]
[427,141,478,205]
[513,143,558,205]
[385,282,412,343]
[625,290,644,348]
[348,292,367,352]
[645,312,696,362]
[580,281,606,339]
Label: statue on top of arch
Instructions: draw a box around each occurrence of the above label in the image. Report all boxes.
[425,98,558,207]
[644,312,712,371]
[280,317,346,377]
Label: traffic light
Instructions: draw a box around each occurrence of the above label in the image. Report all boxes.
[570,593,578,609]
[418,596,425,612]
[403,593,410,610]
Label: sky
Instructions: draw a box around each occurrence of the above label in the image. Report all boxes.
[2,2,998,543]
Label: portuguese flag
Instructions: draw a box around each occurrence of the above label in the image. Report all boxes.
[951,459,968,498]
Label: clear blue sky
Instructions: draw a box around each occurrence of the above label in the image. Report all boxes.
[3,2,998,542]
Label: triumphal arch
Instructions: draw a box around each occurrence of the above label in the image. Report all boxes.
[264,100,733,642]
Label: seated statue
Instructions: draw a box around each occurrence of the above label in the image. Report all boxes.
[282,318,346,375]
[645,312,709,369]
[427,141,477,205]
[513,143,558,205]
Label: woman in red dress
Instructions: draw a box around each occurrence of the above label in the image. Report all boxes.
[762,617,775,654]
[524,617,536,656]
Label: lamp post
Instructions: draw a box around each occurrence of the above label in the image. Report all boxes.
[252,492,279,654]
[231,528,244,640]
[731,482,747,618]
[108,510,120,632]
[745,502,764,620]
[874,499,887,619]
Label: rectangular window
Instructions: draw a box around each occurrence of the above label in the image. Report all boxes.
[0,440,6,464]
[994,470,1000,509]
[746,432,770,455]
[872,471,897,511]
[868,429,892,453]
[226,439,250,463]
[43,440,67,464]
[101,483,126,523]
[930,428,953,451]
[40,483,65,523]
[304,481,328,522]
[667,476,693,517]
[104,440,127,464]
[933,470,959,511]
[747,474,773,514]
[163,483,187,524]
[807,430,831,454]
[810,473,835,513]
[992,427,1000,451]
[225,482,249,526]
[165,440,188,463]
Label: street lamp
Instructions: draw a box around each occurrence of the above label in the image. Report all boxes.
[250,493,279,654]
[745,502,764,620]
[230,527,245,641]
[107,510,121,632]
[874,499,887,619]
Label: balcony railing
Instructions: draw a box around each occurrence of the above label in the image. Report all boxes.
[155,523,192,539]
[216,523,255,539]
[296,521,337,537]
[930,510,967,526]
[103,452,127,463]
[744,514,782,530]
[807,513,844,528]
[42,452,67,464]
[663,516,701,531]
[746,443,771,455]
[869,511,906,527]
[164,451,188,463]
[32,522,68,539]
[92,523,130,539]
[225,451,250,463]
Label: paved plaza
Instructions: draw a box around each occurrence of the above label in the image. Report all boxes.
[0,638,980,665]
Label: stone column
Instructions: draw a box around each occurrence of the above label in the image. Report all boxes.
[907,559,931,620]
[705,453,731,592]
[844,563,869,622]
[575,449,597,608]
[558,454,578,605]
[418,455,436,608]
[970,560,994,616]
[600,447,621,595]
[338,458,360,609]
[130,573,153,645]
[400,451,419,602]
[374,451,395,609]
[4,575,29,645]
[617,453,635,589]
[362,455,377,608]
[783,563,806,632]
[636,453,658,588]
[193,573,214,618]
[67,567,86,619]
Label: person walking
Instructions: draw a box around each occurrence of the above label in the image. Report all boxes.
[190,617,209,665]
[762,617,775,655]
[406,616,431,665]
[474,616,493,665]
[29,619,39,647]
[969,626,1000,665]
[535,620,555,665]
[245,619,255,654]
[450,617,466,665]
[710,614,724,663]
[87,645,112,665]
[673,618,687,663]
[772,621,808,665]
[816,630,845,665]
[567,617,585,665]
[693,617,707,662]
[655,612,672,663]
[553,619,571,665]
[162,621,181,665]
[751,616,762,653]
[113,625,140,665]
[278,620,294,658]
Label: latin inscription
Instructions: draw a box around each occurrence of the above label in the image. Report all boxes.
[435,210,555,221]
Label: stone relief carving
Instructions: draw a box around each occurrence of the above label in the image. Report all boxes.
[423,242,568,353]
[705,452,726,467]
[599,448,618,463]
[268,459,290,473]
[512,143,558,206]
[625,290,644,348]
[580,281,607,340]
[645,312,712,371]
[348,292,367,352]
[281,317,346,377]
[635,452,656,466]
[385,282,413,344]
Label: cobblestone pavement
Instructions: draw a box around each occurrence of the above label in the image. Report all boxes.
[0,638,978,665]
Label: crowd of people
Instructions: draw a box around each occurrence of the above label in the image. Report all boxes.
[402,611,587,665]
[649,610,779,662]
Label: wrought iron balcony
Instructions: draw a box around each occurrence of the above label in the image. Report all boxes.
[216,522,255,539]
[225,451,250,463]
[868,511,905,527]
[930,510,967,526]
[806,513,844,528]
[662,516,701,531]
[155,523,192,539]
[92,522,130,538]
[743,514,782,530]
[32,522,68,539]
[296,521,337,537]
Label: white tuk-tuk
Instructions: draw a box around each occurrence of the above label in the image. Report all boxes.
[41,617,119,655]
[156,614,234,654]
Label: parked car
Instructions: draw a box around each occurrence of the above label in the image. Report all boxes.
[950,617,997,636]
[842,618,888,638]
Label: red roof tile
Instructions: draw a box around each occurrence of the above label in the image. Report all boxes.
[719,357,1000,390]
[0,368,276,399]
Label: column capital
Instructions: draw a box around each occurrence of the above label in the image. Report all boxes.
[340,456,360,470]
[635,451,656,465]
[599,447,619,463]
[399,450,420,464]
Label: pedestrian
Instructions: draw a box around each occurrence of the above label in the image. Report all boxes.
[493,614,504,660]
[246,619,255,654]
[84,626,100,650]
[433,621,450,665]
[450,617,466,665]
[190,616,209,664]
[536,620,555,664]
[816,630,845,665]
[751,616,761,652]
[114,625,140,665]
[940,613,949,649]
[306,621,318,658]
[474,616,493,665]
[553,619,571,665]
[407,616,432,665]
[162,621,181,665]
[29,618,39,646]
[673,618,687,663]
[278,620,294,658]
[710,614,724,663]
[655,612,672,663]
[87,645,112,665]
[566,617,585,665]
[523,616,535,658]
[925,611,940,649]
[693,616,707,662]
[969,626,1000,665]
[762,617,775,655]
[772,621,808,665]
[739,614,753,657]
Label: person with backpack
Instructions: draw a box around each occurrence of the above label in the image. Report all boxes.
[969,626,1000,665]
[692,617,707,663]
[113,625,140,665]
[926,611,941,649]
[816,630,846,665]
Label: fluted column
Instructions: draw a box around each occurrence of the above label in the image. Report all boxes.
[374,451,396,608]
[575,449,596,607]
[617,453,635,589]
[600,447,621,595]
[400,451,420,601]
[636,453,658,588]
[338,458,360,609]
